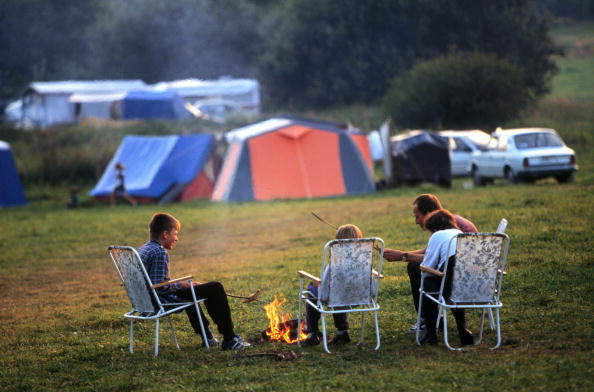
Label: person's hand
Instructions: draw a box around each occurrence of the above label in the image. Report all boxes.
[179,280,192,289]
[383,248,404,262]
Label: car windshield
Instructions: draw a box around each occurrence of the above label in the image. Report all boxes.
[465,134,490,151]
[514,132,563,150]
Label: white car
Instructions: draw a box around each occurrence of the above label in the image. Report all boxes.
[439,130,490,177]
[192,98,242,123]
[470,128,578,185]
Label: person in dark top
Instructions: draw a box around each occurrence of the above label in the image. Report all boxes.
[383,194,478,339]
[137,212,250,350]
[110,162,137,207]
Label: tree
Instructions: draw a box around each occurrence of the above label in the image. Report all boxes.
[257,0,558,109]
[382,52,532,130]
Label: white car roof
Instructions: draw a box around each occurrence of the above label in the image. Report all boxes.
[493,127,557,136]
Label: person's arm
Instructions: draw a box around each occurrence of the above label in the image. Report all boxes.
[383,247,426,262]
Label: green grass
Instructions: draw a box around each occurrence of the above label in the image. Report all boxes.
[1,172,593,391]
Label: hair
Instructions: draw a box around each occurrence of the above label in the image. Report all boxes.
[335,224,363,239]
[115,162,124,170]
[413,194,443,215]
[423,209,459,233]
[149,212,181,239]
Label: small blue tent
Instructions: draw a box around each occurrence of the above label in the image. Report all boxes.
[90,134,220,204]
[121,89,190,120]
[0,141,27,207]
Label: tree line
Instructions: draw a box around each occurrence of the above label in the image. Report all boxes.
[1,0,588,129]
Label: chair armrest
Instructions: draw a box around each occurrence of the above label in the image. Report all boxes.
[419,265,444,277]
[372,269,385,279]
[298,270,321,285]
[150,275,193,289]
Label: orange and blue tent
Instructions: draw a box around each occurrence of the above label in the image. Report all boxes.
[212,117,374,202]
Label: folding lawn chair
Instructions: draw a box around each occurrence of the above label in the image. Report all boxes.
[297,237,384,354]
[416,233,510,350]
[107,245,210,356]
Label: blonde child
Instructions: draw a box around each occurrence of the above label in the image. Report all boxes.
[303,224,363,346]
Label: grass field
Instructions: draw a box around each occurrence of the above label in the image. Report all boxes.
[1,19,593,392]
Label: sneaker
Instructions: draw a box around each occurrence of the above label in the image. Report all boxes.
[303,332,320,346]
[329,330,351,345]
[221,334,251,350]
[406,320,426,334]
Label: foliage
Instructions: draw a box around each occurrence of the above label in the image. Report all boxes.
[258,0,558,109]
[382,52,532,130]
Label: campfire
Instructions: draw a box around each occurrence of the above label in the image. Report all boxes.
[262,294,307,344]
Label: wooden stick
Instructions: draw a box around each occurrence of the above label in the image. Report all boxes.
[227,289,263,303]
[311,212,338,229]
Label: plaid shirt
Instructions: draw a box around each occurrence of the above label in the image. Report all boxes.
[137,240,182,303]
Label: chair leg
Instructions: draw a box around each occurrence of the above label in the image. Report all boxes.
[154,319,160,356]
[490,308,502,350]
[415,294,425,345]
[373,311,380,350]
[488,308,496,330]
[166,318,180,350]
[359,312,366,346]
[442,307,462,351]
[478,309,486,345]
[129,319,134,353]
[297,280,303,346]
[321,313,331,354]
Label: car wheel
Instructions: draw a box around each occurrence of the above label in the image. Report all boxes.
[472,167,485,186]
[556,172,574,184]
[505,167,518,184]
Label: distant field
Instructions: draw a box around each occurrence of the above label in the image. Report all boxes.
[549,21,594,101]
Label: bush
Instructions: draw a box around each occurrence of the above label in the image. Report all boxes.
[382,52,533,131]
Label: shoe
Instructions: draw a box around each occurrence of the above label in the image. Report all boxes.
[406,320,426,334]
[329,330,351,345]
[419,332,438,346]
[459,329,474,346]
[203,336,219,348]
[221,334,251,350]
[303,332,320,346]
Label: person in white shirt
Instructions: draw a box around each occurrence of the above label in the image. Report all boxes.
[411,209,473,346]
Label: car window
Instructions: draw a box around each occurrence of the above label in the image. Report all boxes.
[452,138,472,152]
[514,132,563,149]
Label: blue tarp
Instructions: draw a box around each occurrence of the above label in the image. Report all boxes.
[0,141,27,207]
[122,89,189,120]
[90,134,215,199]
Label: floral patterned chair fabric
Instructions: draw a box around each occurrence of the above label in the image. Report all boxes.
[297,237,384,354]
[110,247,158,313]
[327,240,374,307]
[450,235,505,303]
[415,232,510,350]
[108,246,209,356]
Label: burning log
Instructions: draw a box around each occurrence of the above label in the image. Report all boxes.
[262,295,307,344]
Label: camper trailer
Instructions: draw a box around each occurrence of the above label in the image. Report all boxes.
[17,80,146,128]
[152,77,261,119]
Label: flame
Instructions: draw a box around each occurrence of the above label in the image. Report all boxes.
[263,294,307,344]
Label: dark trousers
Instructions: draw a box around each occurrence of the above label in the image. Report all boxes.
[407,262,469,339]
[305,283,349,333]
[175,281,235,341]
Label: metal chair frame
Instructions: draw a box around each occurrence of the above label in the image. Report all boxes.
[297,237,384,353]
[415,233,510,350]
[108,245,210,356]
